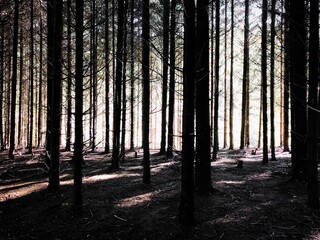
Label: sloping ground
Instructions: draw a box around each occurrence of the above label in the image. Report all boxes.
[0,148,319,240]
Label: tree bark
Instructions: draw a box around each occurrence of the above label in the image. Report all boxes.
[48,0,63,191]
[179,0,195,225]
[105,0,110,153]
[160,0,170,154]
[142,0,150,184]
[195,0,212,193]
[73,0,84,206]
[28,0,34,154]
[270,0,276,161]
[9,0,19,160]
[307,0,319,209]
[212,0,220,160]
[262,0,268,164]
[166,0,176,158]
[240,0,249,150]
[229,0,234,150]
[290,0,307,180]
[110,0,124,170]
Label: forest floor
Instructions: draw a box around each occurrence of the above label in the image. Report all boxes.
[0,147,320,240]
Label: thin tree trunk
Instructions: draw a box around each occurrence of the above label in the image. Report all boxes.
[142,0,150,184]
[166,0,176,158]
[229,0,234,150]
[240,0,249,150]
[46,0,54,166]
[121,0,129,157]
[110,0,124,170]
[160,0,170,154]
[37,11,43,148]
[270,0,276,161]
[262,0,268,164]
[65,0,72,151]
[129,0,135,151]
[9,0,19,160]
[105,0,110,153]
[18,28,23,147]
[28,0,34,154]
[73,0,84,207]
[212,0,220,160]
[223,0,228,149]
[283,0,290,152]
[0,23,4,150]
[179,0,195,225]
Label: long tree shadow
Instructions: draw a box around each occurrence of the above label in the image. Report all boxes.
[0,148,319,240]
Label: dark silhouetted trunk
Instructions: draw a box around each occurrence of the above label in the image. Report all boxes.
[37,12,43,148]
[195,0,211,193]
[240,0,249,150]
[65,0,72,151]
[167,0,176,158]
[121,0,129,157]
[306,0,319,209]
[229,0,234,150]
[212,0,220,160]
[179,0,195,225]
[290,0,307,180]
[48,0,63,191]
[270,0,276,161]
[223,0,227,149]
[9,0,19,160]
[110,0,124,170]
[28,0,34,154]
[142,0,150,184]
[262,0,268,164]
[129,0,135,151]
[0,22,4,150]
[160,0,170,154]
[283,0,290,152]
[105,0,110,153]
[18,28,23,147]
[73,0,84,206]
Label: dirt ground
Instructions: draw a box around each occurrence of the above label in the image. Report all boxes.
[0,148,320,240]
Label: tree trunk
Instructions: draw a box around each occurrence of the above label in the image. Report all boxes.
[65,0,72,151]
[18,28,23,147]
[37,12,43,148]
[110,0,124,170]
[9,0,19,160]
[270,0,276,161]
[160,0,170,155]
[142,0,150,184]
[240,0,249,150]
[166,0,176,158]
[262,0,268,164]
[290,0,307,180]
[48,0,63,191]
[73,0,84,207]
[223,0,228,149]
[129,0,135,151]
[306,0,319,209]
[229,0,234,150]
[28,0,34,154]
[0,23,4,150]
[105,0,110,153]
[212,0,220,160]
[283,0,290,152]
[179,0,195,225]
[121,0,129,158]
[195,0,212,193]
[46,0,54,166]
